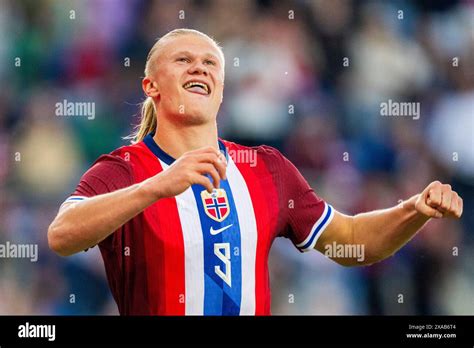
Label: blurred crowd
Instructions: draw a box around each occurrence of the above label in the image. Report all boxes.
[0,0,472,315]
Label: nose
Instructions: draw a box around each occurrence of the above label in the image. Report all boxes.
[188,61,208,76]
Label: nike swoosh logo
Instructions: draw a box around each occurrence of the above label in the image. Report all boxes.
[210,224,233,235]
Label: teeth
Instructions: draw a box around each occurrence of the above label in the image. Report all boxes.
[183,81,209,94]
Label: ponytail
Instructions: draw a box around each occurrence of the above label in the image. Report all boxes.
[127,97,157,143]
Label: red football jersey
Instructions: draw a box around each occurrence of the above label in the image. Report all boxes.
[64,135,334,315]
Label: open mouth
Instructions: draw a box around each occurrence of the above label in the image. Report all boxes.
[183,81,211,95]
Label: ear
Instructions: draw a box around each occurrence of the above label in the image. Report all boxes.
[142,77,160,98]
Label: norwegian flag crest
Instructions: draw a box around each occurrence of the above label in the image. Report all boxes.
[200,188,230,222]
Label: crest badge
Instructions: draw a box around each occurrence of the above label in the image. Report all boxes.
[201,189,230,222]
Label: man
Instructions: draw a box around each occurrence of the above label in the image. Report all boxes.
[48,29,463,315]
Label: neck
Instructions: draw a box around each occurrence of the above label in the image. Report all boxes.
[153,116,219,159]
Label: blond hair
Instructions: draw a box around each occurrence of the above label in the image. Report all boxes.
[129,29,225,143]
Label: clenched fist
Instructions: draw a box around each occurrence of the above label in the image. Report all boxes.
[415,181,463,219]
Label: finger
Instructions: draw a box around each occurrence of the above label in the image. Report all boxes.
[447,193,459,218]
[195,153,227,180]
[456,196,463,218]
[217,151,227,166]
[215,154,227,180]
[192,174,214,193]
[416,200,443,218]
[438,185,452,213]
[196,163,220,189]
[426,185,442,208]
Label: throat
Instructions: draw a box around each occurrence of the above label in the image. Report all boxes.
[153,123,219,159]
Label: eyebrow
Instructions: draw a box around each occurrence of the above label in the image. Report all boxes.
[172,51,220,62]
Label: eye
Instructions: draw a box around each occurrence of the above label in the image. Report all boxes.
[204,59,216,66]
[176,57,190,63]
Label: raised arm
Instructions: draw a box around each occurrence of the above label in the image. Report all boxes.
[315,181,463,266]
[48,147,226,256]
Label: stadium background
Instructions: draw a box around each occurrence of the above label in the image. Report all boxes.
[0,0,473,315]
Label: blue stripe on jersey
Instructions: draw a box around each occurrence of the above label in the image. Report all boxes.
[299,204,333,250]
[191,177,242,315]
[143,133,241,315]
[66,197,86,202]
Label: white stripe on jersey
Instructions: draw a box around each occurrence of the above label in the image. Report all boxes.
[226,156,258,315]
[61,195,89,207]
[163,159,205,315]
[297,202,335,252]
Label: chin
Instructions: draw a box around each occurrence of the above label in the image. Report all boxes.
[176,110,214,125]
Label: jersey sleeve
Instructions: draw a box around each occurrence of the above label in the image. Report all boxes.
[62,153,133,250]
[64,154,133,202]
[274,149,334,252]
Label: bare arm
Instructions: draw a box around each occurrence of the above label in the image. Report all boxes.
[315,181,463,266]
[48,147,227,256]
[48,182,158,256]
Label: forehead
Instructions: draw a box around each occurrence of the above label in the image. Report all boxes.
[158,34,223,61]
